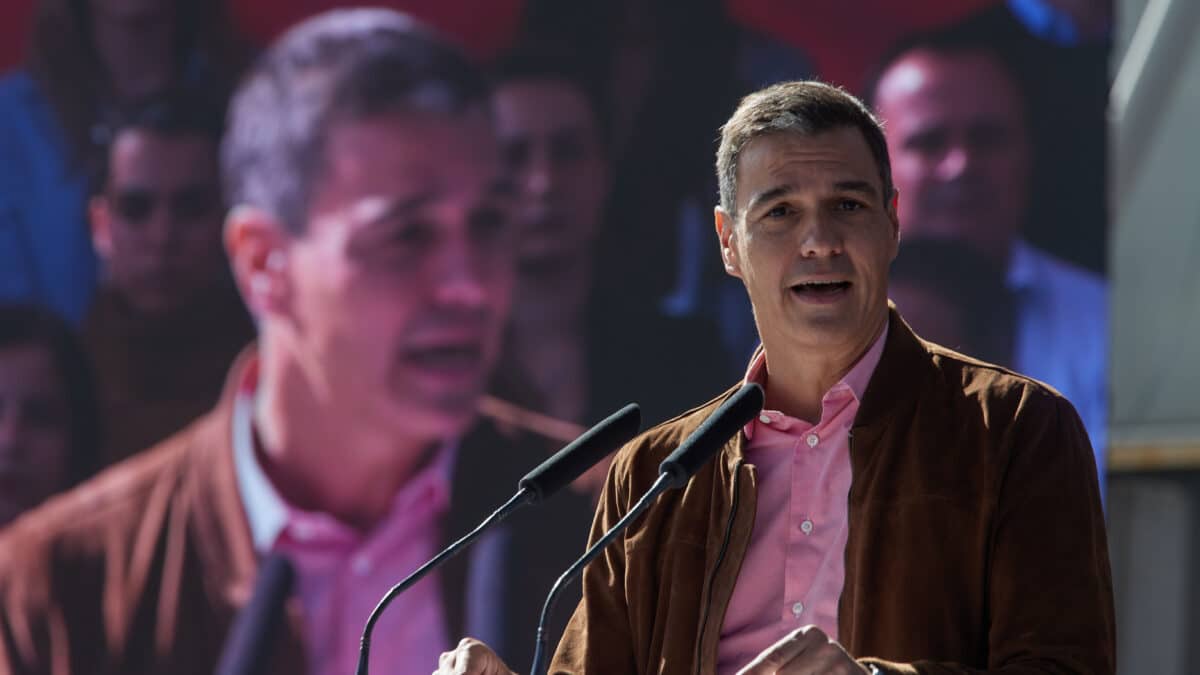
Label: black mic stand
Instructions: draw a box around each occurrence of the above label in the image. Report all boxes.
[356,488,535,675]
[528,472,671,675]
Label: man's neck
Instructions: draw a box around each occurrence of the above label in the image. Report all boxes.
[760,310,888,423]
[251,351,435,530]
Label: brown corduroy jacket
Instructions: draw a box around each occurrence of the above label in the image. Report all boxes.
[551,309,1114,674]
[0,353,591,675]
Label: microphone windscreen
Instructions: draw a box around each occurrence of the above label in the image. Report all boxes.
[659,383,763,487]
[519,403,641,503]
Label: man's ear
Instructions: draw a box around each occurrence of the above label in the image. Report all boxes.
[88,196,114,262]
[715,206,743,279]
[225,205,292,319]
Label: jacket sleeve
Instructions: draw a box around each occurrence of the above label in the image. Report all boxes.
[860,394,1116,675]
[0,535,68,675]
[548,450,640,674]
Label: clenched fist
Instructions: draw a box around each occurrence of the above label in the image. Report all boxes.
[736,625,870,675]
[434,638,517,675]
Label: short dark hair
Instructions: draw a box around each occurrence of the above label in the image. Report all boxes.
[491,40,611,148]
[90,90,226,194]
[716,80,893,217]
[0,304,100,486]
[221,8,491,233]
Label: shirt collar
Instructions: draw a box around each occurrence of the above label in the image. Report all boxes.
[742,321,889,439]
[231,357,456,553]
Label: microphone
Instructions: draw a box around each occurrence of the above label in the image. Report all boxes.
[528,383,764,675]
[519,403,642,503]
[215,553,296,675]
[355,403,641,675]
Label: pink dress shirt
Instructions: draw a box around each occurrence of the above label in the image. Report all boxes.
[232,360,454,675]
[717,326,888,673]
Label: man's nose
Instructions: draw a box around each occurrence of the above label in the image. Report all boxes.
[139,204,178,253]
[432,236,488,309]
[523,153,556,199]
[797,214,844,258]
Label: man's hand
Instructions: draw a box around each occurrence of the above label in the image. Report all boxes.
[736,626,870,675]
[435,638,517,675]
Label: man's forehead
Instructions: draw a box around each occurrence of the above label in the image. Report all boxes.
[877,50,1023,116]
[738,129,880,193]
[327,109,495,164]
[110,131,218,184]
[113,128,217,158]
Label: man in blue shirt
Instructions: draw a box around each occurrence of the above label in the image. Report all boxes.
[870,32,1108,475]
[0,70,96,323]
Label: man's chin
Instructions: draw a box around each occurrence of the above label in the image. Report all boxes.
[386,389,482,438]
[784,313,869,346]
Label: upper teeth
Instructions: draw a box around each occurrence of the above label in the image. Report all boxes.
[802,281,839,286]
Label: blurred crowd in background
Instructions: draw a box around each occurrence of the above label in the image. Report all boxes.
[0,0,1109,526]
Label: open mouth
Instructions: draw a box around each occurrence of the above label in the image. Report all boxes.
[403,343,485,374]
[790,280,852,298]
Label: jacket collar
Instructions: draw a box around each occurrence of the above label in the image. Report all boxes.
[184,347,263,608]
[853,306,934,433]
[709,305,931,468]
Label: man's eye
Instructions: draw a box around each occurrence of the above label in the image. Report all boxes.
[765,204,792,218]
[836,200,865,212]
[470,208,509,240]
[907,130,946,154]
[390,223,435,247]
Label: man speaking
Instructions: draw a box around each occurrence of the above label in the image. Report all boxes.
[0,10,591,675]
[438,81,1113,674]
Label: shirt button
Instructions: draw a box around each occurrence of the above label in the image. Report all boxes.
[800,519,814,535]
[806,433,819,447]
[758,414,772,425]
[792,601,805,617]
[351,555,372,576]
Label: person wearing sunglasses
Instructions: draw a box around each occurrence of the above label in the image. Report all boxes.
[82,92,255,466]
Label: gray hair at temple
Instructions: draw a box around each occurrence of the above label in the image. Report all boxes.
[221,8,491,233]
[716,80,894,218]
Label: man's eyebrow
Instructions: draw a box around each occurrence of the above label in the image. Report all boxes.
[745,185,792,214]
[355,193,435,225]
[832,180,879,199]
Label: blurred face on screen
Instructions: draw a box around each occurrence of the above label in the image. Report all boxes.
[266,109,515,444]
[91,128,226,314]
[88,0,177,101]
[494,78,609,270]
[0,344,72,526]
[717,127,899,359]
[873,49,1031,261]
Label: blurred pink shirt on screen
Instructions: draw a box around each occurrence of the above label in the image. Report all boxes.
[717,326,887,673]
[232,360,453,675]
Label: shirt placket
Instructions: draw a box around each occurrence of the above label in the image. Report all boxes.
[779,392,847,628]
[783,429,816,625]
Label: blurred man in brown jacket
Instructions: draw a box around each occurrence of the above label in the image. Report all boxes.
[0,10,591,675]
